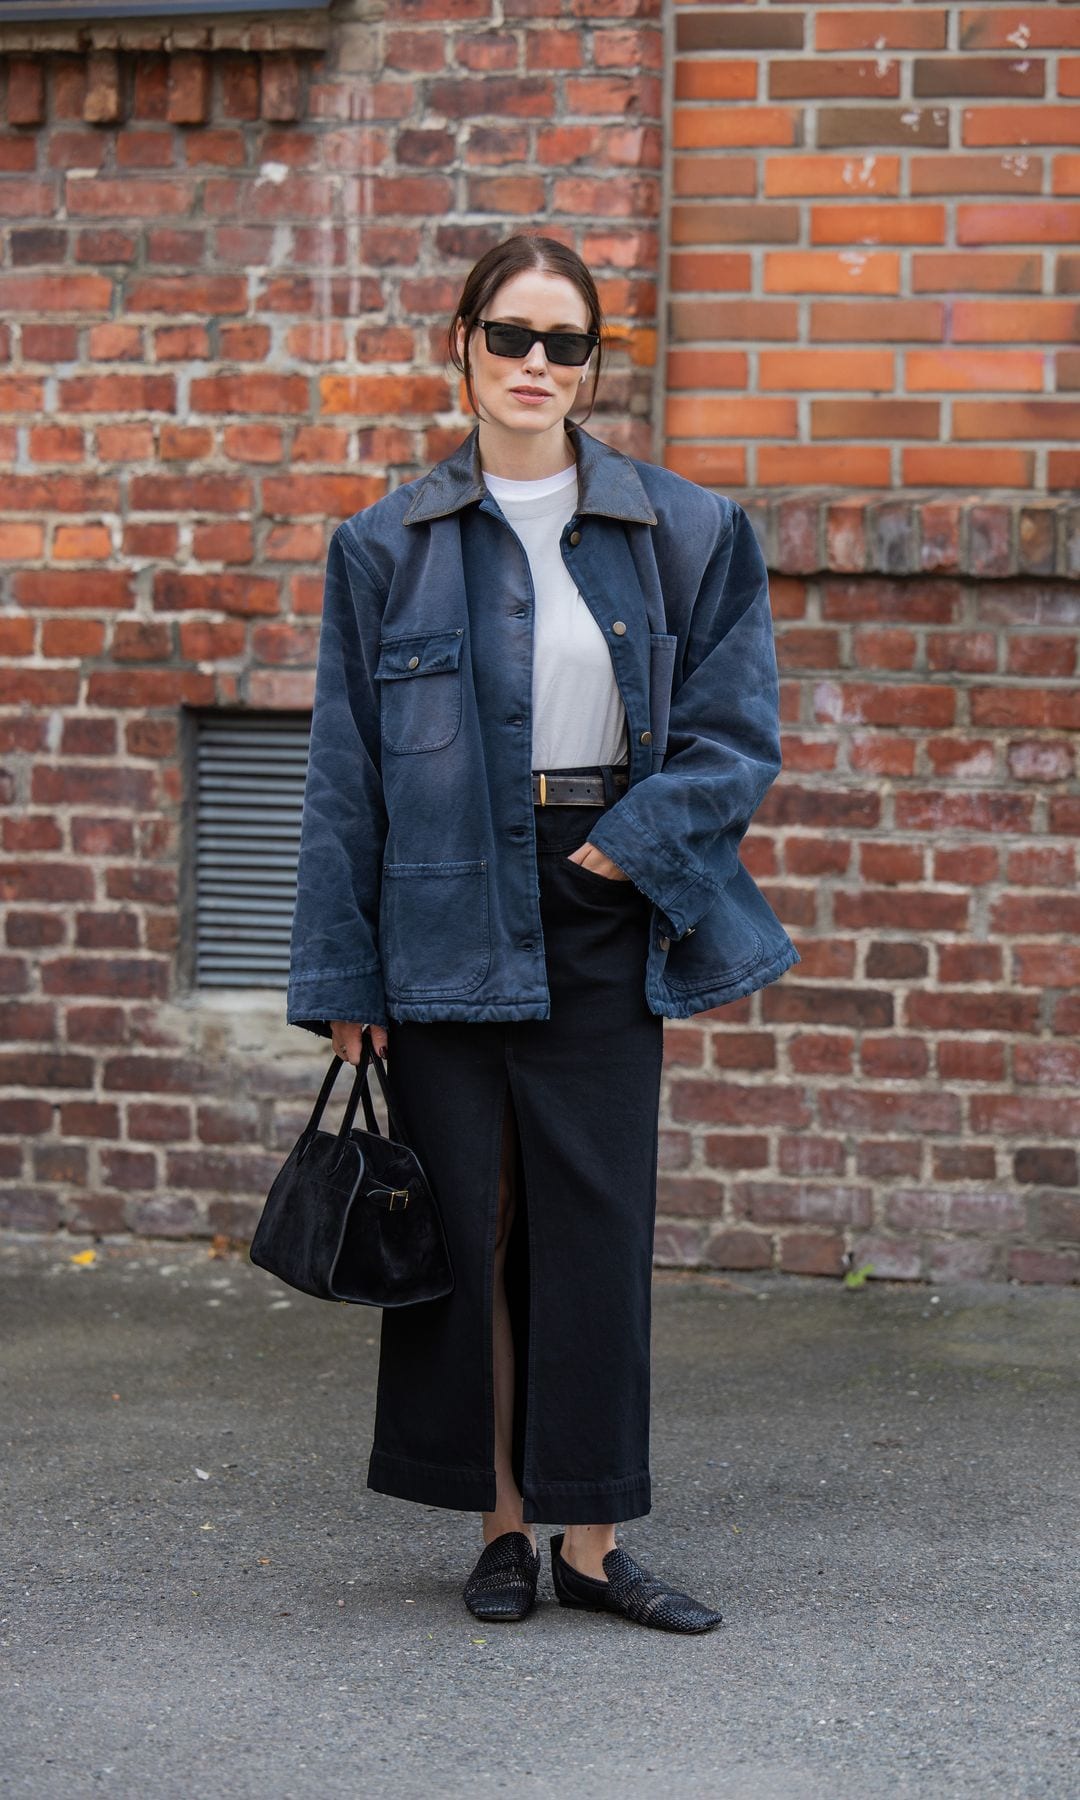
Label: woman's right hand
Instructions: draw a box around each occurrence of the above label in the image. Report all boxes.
[330,1020,388,1065]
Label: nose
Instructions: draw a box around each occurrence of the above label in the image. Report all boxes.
[522,340,548,374]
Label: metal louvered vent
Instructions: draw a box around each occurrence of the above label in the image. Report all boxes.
[194,713,311,989]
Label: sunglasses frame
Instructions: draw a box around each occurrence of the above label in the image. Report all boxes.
[475,318,600,368]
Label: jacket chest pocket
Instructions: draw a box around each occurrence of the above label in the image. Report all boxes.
[373,629,465,754]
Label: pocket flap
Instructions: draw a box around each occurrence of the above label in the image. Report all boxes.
[374,630,464,682]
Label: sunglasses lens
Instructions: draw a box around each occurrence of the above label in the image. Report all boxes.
[485,323,531,358]
[546,334,594,366]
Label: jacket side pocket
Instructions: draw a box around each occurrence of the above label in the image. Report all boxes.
[380,859,490,998]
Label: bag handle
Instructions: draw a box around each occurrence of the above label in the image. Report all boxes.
[299,1029,406,1163]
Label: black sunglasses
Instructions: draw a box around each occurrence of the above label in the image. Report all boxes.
[475,319,599,368]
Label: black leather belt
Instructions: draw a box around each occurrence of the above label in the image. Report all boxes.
[531,767,630,807]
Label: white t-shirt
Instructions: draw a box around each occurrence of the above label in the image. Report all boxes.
[482,463,629,771]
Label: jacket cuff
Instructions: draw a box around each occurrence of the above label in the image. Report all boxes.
[584,807,731,940]
[286,965,388,1036]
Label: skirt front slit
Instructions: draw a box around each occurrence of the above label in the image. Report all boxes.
[368,784,665,1524]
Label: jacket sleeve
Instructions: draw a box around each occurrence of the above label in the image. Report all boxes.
[286,524,389,1035]
[585,501,782,942]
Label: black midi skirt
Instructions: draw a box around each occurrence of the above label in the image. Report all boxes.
[369,769,665,1525]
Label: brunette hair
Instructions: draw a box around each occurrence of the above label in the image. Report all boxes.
[447,233,605,424]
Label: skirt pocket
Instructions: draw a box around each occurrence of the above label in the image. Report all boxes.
[563,856,643,899]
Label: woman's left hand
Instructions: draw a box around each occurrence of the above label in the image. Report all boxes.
[566,842,631,881]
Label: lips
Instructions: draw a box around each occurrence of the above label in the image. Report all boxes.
[510,387,552,399]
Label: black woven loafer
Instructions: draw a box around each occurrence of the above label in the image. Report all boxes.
[463,1530,541,1622]
[550,1532,722,1634]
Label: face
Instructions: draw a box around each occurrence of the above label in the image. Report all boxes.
[456,268,594,438]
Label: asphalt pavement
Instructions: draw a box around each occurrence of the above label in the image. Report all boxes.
[1,1235,1077,1799]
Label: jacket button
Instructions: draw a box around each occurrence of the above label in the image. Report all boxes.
[658,935,670,952]
[569,529,581,546]
[407,655,419,669]
[612,620,626,636]
[640,730,652,745]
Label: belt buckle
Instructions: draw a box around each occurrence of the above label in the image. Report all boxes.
[539,772,548,807]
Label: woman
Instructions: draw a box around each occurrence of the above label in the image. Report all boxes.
[288,233,799,1632]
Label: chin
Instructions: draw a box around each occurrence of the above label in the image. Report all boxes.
[488,403,571,433]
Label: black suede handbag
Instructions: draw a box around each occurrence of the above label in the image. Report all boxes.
[249,1028,453,1307]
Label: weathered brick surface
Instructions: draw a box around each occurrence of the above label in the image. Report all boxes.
[669,1,1080,489]
[1,7,1078,1287]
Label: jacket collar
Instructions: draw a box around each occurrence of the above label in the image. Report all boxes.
[402,419,658,528]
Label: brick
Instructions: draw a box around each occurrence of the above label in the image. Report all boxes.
[819,1089,962,1136]
[1007,1248,1080,1287]
[0,1191,63,1232]
[817,11,947,52]
[934,1145,998,1182]
[772,61,900,100]
[817,108,950,150]
[811,204,945,245]
[927,1241,1002,1282]
[672,202,798,244]
[7,59,45,126]
[668,397,797,438]
[59,1101,120,1139]
[0,1054,93,1090]
[40,957,168,1001]
[702,1229,773,1272]
[166,1149,281,1192]
[764,452,893,496]
[915,58,1044,98]
[903,448,1035,487]
[765,251,900,295]
[911,154,1043,195]
[778,1232,846,1277]
[674,61,757,103]
[671,298,798,340]
[84,50,121,125]
[261,55,304,123]
[907,349,1044,392]
[959,203,1080,244]
[674,107,797,150]
[100,1147,158,1191]
[1015,1148,1078,1188]
[127,1195,205,1238]
[657,1175,726,1219]
[961,10,1080,51]
[6,913,65,950]
[764,154,900,198]
[964,108,1080,148]
[812,400,940,439]
[847,1236,923,1281]
[675,13,803,52]
[14,572,133,615]
[812,300,944,341]
[735,1180,871,1230]
[913,254,1041,293]
[1034,1197,1080,1244]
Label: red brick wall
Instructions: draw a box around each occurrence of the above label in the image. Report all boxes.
[0,9,663,1236]
[668,2,1080,489]
[654,495,1079,1288]
[1,6,1078,1284]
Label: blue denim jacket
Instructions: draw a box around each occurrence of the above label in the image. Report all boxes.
[287,419,800,1033]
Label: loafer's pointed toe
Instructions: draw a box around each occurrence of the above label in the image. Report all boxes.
[550,1532,722,1634]
[463,1530,540,1622]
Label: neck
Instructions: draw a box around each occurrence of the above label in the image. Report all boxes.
[476,419,577,483]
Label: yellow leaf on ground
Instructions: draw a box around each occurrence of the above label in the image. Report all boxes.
[70,1249,96,1265]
